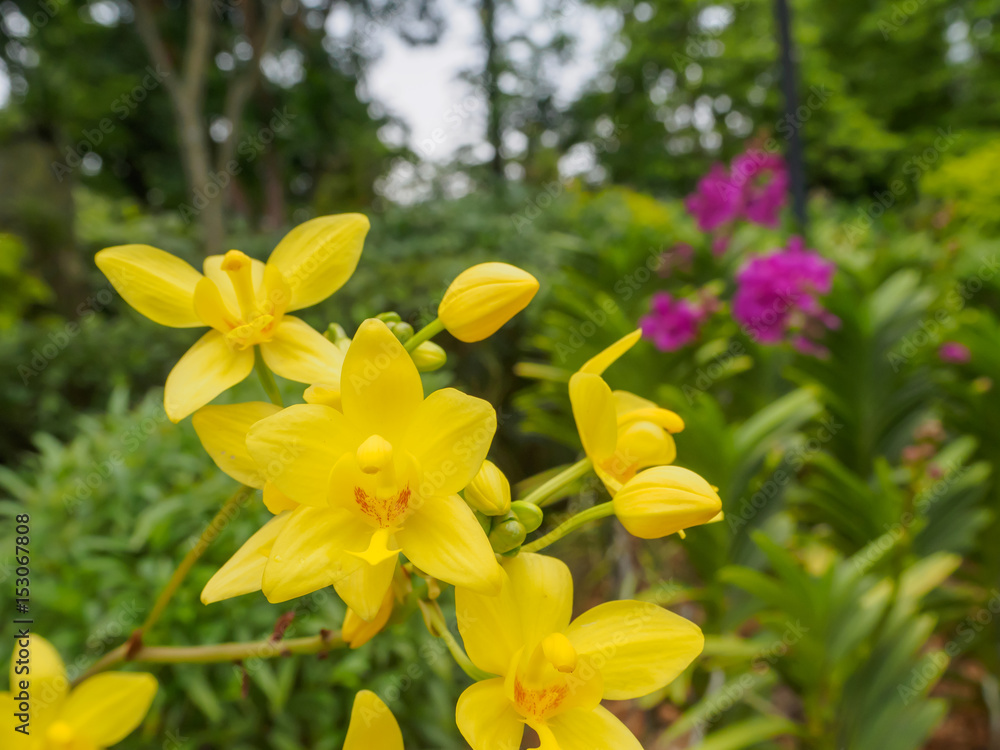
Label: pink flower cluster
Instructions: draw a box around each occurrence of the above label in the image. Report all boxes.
[685,149,789,238]
[732,237,839,355]
[640,292,708,351]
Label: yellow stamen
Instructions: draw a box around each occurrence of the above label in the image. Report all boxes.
[356,434,394,474]
[541,633,578,673]
[47,721,74,744]
[221,249,258,318]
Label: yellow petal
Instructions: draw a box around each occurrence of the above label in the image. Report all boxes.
[456,553,572,675]
[60,672,157,746]
[203,254,266,316]
[565,599,704,699]
[164,330,254,422]
[192,402,281,487]
[396,493,502,594]
[259,316,346,385]
[343,689,403,750]
[612,466,722,539]
[95,245,203,328]
[266,213,370,311]
[579,329,642,375]
[543,706,643,750]
[456,679,525,750]
[261,506,368,603]
[403,388,497,496]
[303,383,342,409]
[343,588,395,648]
[569,372,617,461]
[333,554,398,622]
[612,389,657,415]
[341,319,423,443]
[614,422,677,471]
[202,512,291,604]
[438,262,540,342]
[246,403,361,506]
[263,482,299,514]
[193,277,239,332]
[9,635,67,732]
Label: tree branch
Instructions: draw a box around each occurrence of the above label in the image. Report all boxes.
[217,0,287,172]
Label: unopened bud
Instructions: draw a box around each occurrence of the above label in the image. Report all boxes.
[411,341,447,372]
[465,460,512,516]
[613,466,722,539]
[510,501,543,533]
[438,262,539,342]
[488,514,526,554]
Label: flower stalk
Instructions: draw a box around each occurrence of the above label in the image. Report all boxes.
[254,347,284,406]
[404,317,446,352]
[522,500,616,553]
[74,630,345,686]
[140,484,255,638]
[517,457,593,508]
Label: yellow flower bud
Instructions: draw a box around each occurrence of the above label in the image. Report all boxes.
[465,460,512,515]
[438,262,539,342]
[411,341,447,372]
[342,588,394,648]
[612,466,722,539]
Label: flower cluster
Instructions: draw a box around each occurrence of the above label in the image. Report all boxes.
[640,291,710,351]
[3,214,725,749]
[732,237,840,355]
[685,148,789,239]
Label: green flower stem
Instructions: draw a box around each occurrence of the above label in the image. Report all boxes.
[404,317,445,352]
[518,457,593,509]
[139,484,255,638]
[419,600,493,682]
[73,630,345,686]
[254,347,284,406]
[522,501,616,553]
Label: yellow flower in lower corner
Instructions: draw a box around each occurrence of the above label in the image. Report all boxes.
[570,329,685,494]
[96,213,369,421]
[201,319,503,620]
[455,553,703,750]
[344,690,403,750]
[3,635,157,749]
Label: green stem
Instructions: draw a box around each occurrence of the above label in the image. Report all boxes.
[518,457,593,508]
[73,631,345,686]
[254,347,283,406]
[140,484,255,637]
[419,601,493,681]
[522,501,615,553]
[404,317,445,352]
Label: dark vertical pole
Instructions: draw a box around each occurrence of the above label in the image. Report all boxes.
[481,0,505,182]
[774,0,807,231]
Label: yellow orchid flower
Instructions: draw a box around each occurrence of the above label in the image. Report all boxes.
[455,553,703,750]
[570,329,685,494]
[3,635,157,749]
[202,319,503,620]
[439,262,540,342]
[343,690,403,750]
[96,213,369,422]
[613,465,722,539]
